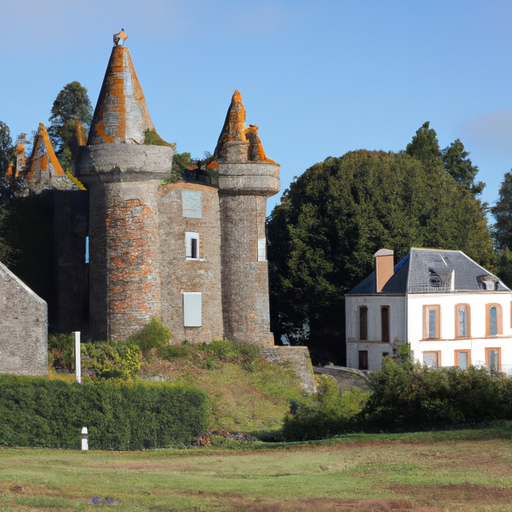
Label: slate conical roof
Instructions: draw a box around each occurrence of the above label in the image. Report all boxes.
[87,44,155,145]
[214,90,247,153]
[213,90,276,164]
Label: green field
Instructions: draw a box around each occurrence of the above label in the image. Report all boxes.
[1,427,512,511]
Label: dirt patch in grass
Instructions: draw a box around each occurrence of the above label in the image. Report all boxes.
[389,482,512,505]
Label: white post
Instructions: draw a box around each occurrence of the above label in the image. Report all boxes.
[74,331,81,384]
[81,427,88,450]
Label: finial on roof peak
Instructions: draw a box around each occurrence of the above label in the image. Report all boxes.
[113,29,128,46]
[232,90,243,103]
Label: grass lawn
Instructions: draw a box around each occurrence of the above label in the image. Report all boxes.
[1,427,512,511]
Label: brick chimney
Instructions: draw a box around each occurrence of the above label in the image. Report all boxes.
[374,249,394,293]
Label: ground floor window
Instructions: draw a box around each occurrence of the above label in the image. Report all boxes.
[486,348,501,372]
[455,350,471,369]
[358,350,368,370]
[423,351,440,368]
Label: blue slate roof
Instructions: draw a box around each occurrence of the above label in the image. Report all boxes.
[347,248,510,295]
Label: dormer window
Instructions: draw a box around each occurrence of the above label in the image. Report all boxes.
[478,275,498,290]
[429,270,442,288]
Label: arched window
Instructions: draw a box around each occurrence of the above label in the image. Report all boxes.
[455,304,470,338]
[490,307,497,336]
[486,304,503,337]
[423,305,440,339]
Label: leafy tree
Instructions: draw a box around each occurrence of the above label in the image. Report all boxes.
[492,171,512,252]
[48,81,93,170]
[268,142,496,363]
[442,139,484,196]
[0,121,14,176]
[0,206,12,264]
[405,121,441,167]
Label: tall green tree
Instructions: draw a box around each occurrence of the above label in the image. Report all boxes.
[0,121,14,176]
[48,81,93,170]
[405,121,441,167]
[492,171,512,251]
[0,206,12,264]
[491,171,512,287]
[442,139,484,196]
[268,143,495,363]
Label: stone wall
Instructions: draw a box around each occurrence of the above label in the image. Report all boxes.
[261,346,316,393]
[314,366,372,393]
[219,192,275,347]
[0,261,47,376]
[159,182,224,344]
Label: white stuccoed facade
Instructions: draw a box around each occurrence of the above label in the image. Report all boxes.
[346,248,512,373]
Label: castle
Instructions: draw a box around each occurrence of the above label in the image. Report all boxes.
[0,34,314,390]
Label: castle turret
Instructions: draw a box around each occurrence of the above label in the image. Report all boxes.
[215,91,279,346]
[76,35,173,340]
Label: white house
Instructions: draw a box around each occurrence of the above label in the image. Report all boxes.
[345,248,512,373]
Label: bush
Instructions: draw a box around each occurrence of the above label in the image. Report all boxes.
[48,333,75,370]
[282,375,369,441]
[129,317,173,353]
[82,341,141,380]
[364,356,511,431]
[0,375,209,449]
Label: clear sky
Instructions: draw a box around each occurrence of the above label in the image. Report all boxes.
[1,0,512,215]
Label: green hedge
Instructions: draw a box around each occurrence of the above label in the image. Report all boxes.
[0,376,209,449]
[364,357,512,431]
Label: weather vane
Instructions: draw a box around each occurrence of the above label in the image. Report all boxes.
[113,29,128,46]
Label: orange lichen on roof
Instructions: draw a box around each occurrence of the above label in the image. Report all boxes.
[245,124,276,164]
[14,144,24,157]
[88,45,155,145]
[6,163,14,183]
[213,90,247,157]
[27,123,65,181]
[14,144,27,177]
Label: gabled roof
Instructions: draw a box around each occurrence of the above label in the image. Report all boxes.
[347,248,510,295]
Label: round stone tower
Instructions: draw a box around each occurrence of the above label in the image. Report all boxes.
[76,39,173,340]
[215,91,280,346]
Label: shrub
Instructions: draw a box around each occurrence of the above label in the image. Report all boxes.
[82,342,141,380]
[0,376,208,449]
[364,357,511,431]
[282,376,369,441]
[48,333,75,370]
[129,318,173,353]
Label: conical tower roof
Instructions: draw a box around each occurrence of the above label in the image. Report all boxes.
[213,90,247,157]
[27,123,65,181]
[214,90,276,164]
[87,44,155,145]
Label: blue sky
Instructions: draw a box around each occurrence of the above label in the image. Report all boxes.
[2,0,512,214]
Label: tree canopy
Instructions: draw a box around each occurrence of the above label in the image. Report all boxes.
[268,127,494,363]
[48,81,93,170]
[0,121,13,176]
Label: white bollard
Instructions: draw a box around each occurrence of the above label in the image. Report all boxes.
[74,331,81,384]
[81,427,88,450]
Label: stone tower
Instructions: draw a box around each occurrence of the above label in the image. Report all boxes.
[76,43,174,340]
[215,91,280,346]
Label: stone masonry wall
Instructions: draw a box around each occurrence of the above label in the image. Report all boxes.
[261,346,316,393]
[219,193,274,346]
[104,181,162,340]
[0,261,47,376]
[158,183,224,344]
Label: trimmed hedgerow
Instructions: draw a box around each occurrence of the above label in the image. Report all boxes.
[0,375,208,449]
